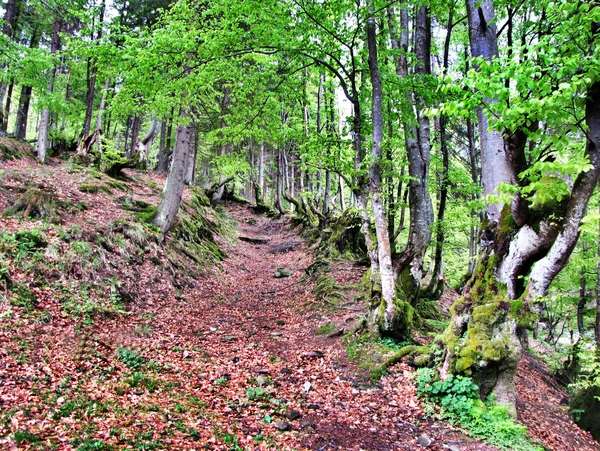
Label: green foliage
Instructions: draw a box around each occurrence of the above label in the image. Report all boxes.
[13,430,41,445]
[316,322,336,335]
[416,369,543,451]
[116,348,147,371]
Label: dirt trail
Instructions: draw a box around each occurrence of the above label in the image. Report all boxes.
[154,202,496,451]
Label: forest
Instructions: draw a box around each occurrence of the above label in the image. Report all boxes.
[1,0,600,449]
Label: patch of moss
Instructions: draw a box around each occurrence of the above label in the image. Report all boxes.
[119,196,157,223]
[79,183,113,195]
[106,180,128,191]
[2,188,55,219]
[9,282,37,310]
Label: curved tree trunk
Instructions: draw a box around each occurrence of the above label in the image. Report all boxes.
[442,6,600,415]
[153,107,193,237]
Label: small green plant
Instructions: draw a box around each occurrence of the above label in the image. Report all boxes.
[13,429,41,445]
[215,376,229,386]
[316,322,336,335]
[246,387,271,401]
[415,368,543,450]
[116,347,147,370]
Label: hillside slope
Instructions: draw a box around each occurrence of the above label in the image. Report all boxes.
[0,153,597,450]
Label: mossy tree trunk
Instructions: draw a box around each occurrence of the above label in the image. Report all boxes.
[442,10,600,414]
[153,107,193,237]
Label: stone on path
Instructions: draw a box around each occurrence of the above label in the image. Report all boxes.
[274,268,293,278]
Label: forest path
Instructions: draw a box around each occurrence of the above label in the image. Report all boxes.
[171,202,496,451]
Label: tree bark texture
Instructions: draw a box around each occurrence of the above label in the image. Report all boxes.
[37,15,62,163]
[153,107,193,237]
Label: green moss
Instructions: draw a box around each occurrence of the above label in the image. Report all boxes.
[495,205,517,256]
[9,282,37,310]
[79,183,113,195]
[106,180,127,191]
[2,188,55,220]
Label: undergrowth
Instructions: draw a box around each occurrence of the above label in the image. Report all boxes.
[416,368,543,451]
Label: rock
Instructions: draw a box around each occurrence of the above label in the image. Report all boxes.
[255,376,269,386]
[443,445,460,451]
[307,403,320,410]
[274,268,293,278]
[271,332,283,337]
[303,381,312,393]
[274,421,290,431]
[306,350,324,358]
[299,420,315,429]
[253,369,269,374]
[417,434,432,447]
[388,401,399,407]
[284,409,301,421]
[281,368,292,375]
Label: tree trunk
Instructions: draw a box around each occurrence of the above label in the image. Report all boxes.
[157,120,168,173]
[128,116,141,158]
[0,0,17,131]
[3,81,13,132]
[37,15,62,163]
[366,5,402,336]
[82,0,105,138]
[275,147,285,215]
[442,11,600,415]
[153,107,193,237]
[425,8,454,299]
[390,5,434,299]
[184,125,197,185]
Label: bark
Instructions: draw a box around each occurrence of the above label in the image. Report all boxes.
[3,81,13,132]
[597,198,600,347]
[257,140,265,201]
[578,264,586,337]
[275,147,285,215]
[367,6,399,336]
[390,5,434,291]
[424,7,454,299]
[37,15,62,163]
[466,0,512,224]
[82,0,106,138]
[139,119,158,163]
[153,107,193,237]
[0,0,17,131]
[128,116,141,158]
[184,126,197,185]
[157,120,169,173]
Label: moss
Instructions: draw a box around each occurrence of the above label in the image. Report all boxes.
[0,137,34,161]
[509,300,536,328]
[2,188,55,220]
[106,180,128,191]
[79,183,113,195]
[9,281,37,310]
[571,385,600,440]
[119,196,157,223]
[494,205,517,256]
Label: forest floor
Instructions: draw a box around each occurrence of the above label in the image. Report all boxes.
[0,151,598,450]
